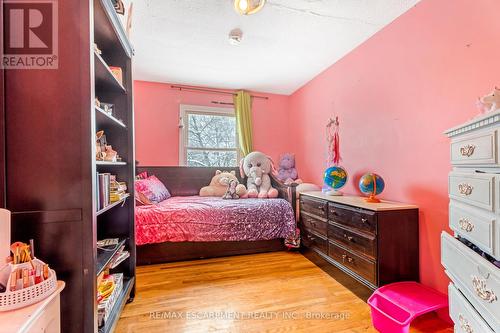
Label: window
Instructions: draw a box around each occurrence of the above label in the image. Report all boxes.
[179,105,239,167]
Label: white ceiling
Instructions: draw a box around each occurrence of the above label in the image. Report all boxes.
[132,0,420,95]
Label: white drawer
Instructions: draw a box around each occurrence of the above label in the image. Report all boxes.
[449,172,495,212]
[441,232,500,331]
[451,130,497,166]
[449,283,494,333]
[449,202,498,259]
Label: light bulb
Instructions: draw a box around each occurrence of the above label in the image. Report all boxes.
[238,0,248,11]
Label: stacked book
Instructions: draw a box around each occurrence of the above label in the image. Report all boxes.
[97,173,110,210]
[97,273,123,328]
[97,173,128,210]
[110,175,127,203]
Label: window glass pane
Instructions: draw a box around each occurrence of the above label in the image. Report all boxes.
[187,113,236,149]
[187,150,237,167]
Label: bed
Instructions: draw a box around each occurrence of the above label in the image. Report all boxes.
[136,166,298,265]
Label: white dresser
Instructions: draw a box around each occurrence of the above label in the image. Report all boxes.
[443,111,500,333]
[0,281,65,333]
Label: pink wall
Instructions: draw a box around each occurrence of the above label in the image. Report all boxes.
[289,0,500,293]
[134,80,290,166]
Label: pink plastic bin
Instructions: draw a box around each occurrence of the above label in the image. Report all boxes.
[368,282,448,333]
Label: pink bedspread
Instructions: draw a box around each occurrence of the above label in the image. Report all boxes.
[135,196,295,245]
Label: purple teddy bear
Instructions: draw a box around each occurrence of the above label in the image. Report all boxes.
[277,153,299,184]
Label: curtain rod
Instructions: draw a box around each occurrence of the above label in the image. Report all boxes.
[170,85,269,100]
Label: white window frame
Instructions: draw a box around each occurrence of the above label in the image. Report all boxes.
[179,104,240,167]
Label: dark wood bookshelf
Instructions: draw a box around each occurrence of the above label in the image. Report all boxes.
[5,0,136,332]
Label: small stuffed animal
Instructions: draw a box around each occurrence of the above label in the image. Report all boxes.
[479,87,500,113]
[200,170,247,197]
[277,153,302,185]
[240,151,278,198]
[223,179,240,199]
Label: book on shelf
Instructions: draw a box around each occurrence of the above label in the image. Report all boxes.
[97,273,124,328]
[110,249,130,269]
[97,173,111,210]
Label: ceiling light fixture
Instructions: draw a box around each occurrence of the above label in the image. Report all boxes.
[234,0,266,15]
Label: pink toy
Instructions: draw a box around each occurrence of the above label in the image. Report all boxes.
[368,282,448,333]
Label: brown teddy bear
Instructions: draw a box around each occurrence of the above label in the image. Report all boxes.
[199,170,247,197]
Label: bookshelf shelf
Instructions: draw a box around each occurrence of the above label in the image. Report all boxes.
[97,238,127,276]
[97,193,130,216]
[96,161,127,166]
[96,106,127,129]
[94,51,126,93]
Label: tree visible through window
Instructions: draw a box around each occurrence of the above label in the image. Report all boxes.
[180,106,239,167]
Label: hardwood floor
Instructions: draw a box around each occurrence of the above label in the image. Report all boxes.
[116,251,453,333]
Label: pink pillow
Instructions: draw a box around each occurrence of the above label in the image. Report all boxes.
[135,175,171,204]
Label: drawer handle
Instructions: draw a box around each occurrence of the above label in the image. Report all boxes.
[460,144,476,157]
[307,235,316,242]
[341,254,354,263]
[458,314,474,333]
[471,275,498,303]
[318,205,325,212]
[344,234,355,242]
[361,218,368,223]
[459,218,474,232]
[458,183,474,196]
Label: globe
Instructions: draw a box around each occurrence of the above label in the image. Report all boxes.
[323,166,348,192]
[359,173,385,202]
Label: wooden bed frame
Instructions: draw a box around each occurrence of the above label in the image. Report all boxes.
[136,166,297,265]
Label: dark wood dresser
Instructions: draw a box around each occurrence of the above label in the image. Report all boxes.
[299,192,419,290]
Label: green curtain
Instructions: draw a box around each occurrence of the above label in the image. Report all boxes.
[234,90,253,156]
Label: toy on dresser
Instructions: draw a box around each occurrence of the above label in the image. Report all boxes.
[477,87,500,114]
[276,153,302,185]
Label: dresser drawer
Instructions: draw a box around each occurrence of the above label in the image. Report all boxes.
[300,196,328,219]
[302,229,328,254]
[449,283,494,333]
[329,204,376,235]
[301,212,327,236]
[441,232,500,331]
[450,130,497,166]
[449,202,497,258]
[328,241,376,285]
[449,172,495,212]
[327,222,376,259]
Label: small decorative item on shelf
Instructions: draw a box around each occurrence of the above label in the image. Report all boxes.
[109,66,123,85]
[323,166,348,196]
[101,102,114,116]
[93,43,102,55]
[96,130,107,161]
[112,0,125,14]
[0,240,57,311]
[96,130,122,162]
[359,172,385,203]
[109,175,128,203]
[95,97,101,108]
